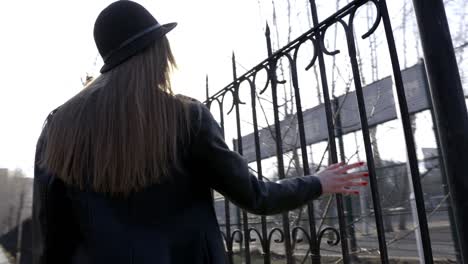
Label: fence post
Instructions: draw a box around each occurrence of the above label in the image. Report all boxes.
[264,23,295,264]
[205,75,209,101]
[308,1,351,262]
[333,98,358,261]
[412,0,468,262]
[419,59,463,263]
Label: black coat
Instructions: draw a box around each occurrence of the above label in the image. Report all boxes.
[32,101,323,264]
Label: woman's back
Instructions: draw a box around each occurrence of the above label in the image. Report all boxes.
[64,139,225,263]
[33,98,224,263]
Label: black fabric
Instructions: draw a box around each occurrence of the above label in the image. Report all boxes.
[0,218,32,264]
[32,111,81,264]
[32,101,323,264]
[94,0,176,73]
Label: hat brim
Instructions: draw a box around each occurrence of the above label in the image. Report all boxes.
[100,22,177,73]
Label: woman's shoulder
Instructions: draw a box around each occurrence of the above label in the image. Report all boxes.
[175,94,199,103]
[175,94,207,118]
[175,94,215,135]
[43,107,60,126]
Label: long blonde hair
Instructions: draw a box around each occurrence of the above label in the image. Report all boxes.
[40,37,191,196]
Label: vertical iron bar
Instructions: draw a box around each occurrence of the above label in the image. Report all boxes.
[379,0,435,262]
[333,98,358,259]
[207,76,216,202]
[206,75,209,102]
[265,24,294,264]
[232,52,252,264]
[309,1,350,263]
[288,54,320,263]
[249,78,271,264]
[208,79,233,263]
[225,200,233,263]
[343,18,389,263]
[411,0,468,261]
[419,59,462,263]
[219,102,226,136]
[232,140,244,248]
[220,103,232,264]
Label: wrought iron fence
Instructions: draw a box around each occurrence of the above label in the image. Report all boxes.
[204,0,464,263]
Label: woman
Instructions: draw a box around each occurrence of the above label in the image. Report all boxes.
[32,1,368,263]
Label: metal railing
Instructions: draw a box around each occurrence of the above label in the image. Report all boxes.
[204,0,467,263]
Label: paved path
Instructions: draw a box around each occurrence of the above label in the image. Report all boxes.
[0,247,10,264]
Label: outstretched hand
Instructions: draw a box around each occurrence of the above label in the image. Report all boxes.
[316,162,368,195]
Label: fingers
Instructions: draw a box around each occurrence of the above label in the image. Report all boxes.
[326,162,345,170]
[334,179,368,190]
[344,180,368,187]
[341,171,369,181]
[334,161,366,173]
[339,188,360,195]
[337,177,369,195]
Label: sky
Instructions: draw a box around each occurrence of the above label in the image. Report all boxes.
[0,0,465,178]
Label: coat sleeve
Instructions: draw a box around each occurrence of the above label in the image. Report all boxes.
[32,113,79,264]
[190,103,323,215]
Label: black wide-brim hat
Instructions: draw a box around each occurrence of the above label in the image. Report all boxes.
[94,0,176,73]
